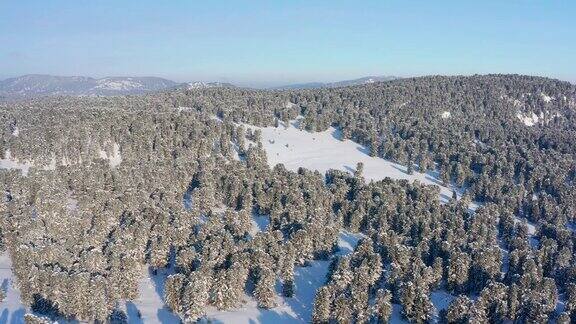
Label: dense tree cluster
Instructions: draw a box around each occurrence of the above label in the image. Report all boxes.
[0,74,574,322]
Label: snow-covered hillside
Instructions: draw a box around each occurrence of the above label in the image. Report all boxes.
[120,119,462,323]
[0,118,464,323]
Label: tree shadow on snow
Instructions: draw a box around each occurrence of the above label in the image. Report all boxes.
[390,164,408,175]
[337,232,361,256]
[275,261,331,323]
[5,308,25,324]
[125,301,144,324]
[424,174,444,186]
[156,308,180,324]
[343,165,356,175]
[330,128,343,141]
[149,250,180,324]
[1,279,8,292]
[254,311,300,324]
[0,309,8,324]
[354,145,371,156]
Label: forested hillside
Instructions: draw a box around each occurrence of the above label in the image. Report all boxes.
[0,75,575,323]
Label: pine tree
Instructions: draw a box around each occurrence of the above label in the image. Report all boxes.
[556,312,571,324]
[446,295,472,324]
[468,303,489,323]
[312,286,332,324]
[373,288,392,323]
[181,271,210,322]
[447,251,471,293]
[407,161,414,175]
[566,283,576,314]
[254,267,277,309]
[354,162,364,179]
[332,293,353,324]
[211,270,234,310]
[165,273,185,314]
[24,314,52,324]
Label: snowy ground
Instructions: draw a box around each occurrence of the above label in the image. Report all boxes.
[201,231,363,324]
[124,231,363,324]
[0,251,26,324]
[124,266,180,324]
[250,120,459,203]
[0,143,122,176]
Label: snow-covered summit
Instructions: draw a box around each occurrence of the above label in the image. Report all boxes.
[186,81,236,89]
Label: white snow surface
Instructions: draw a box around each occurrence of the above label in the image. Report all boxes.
[516,112,540,126]
[540,92,554,103]
[441,111,451,119]
[249,120,457,202]
[95,78,144,91]
[0,150,33,176]
[0,143,122,176]
[98,143,123,167]
[430,290,456,319]
[127,266,180,324]
[0,251,27,323]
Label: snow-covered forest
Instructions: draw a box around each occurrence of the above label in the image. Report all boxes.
[1,75,575,323]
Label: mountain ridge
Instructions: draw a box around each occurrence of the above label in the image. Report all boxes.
[0,74,403,100]
[0,74,179,99]
[272,75,399,89]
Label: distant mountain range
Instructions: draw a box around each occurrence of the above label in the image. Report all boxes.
[0,74,399,100]
[0,75,180,99]
[272,76,398,89]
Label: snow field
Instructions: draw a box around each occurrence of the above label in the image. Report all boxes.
[250,119,458,203]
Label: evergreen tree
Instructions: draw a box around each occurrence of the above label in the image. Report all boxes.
[312,286,331,324]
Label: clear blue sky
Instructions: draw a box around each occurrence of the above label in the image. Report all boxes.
[1,1,574,87]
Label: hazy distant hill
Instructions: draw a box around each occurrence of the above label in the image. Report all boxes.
[274,76,398,89]
[183,81,236,89]
[0,74,179,99]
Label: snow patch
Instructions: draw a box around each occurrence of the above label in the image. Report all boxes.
[130,266,180,323]
[540,93,554,103]
[66,191,79,212]
[441,111,451,119]
[513,216,539,247]
[430,290,456,318]
[516,112,540,126]
[0,150,32,176]
[250,214,270,235]
[98,143,122,167]
[95,79,143,91]
[513,217,536,235]
[187,82,231,89]
[177,106,194,112]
